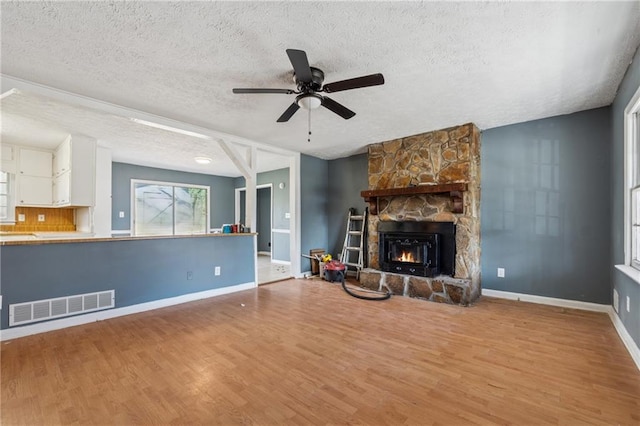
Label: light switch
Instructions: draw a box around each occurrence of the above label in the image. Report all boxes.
[119,211,125,218]
[285,212,290,219]
[18,214,25,222]
[38,214,45,222]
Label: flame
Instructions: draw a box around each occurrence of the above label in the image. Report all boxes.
[398,251,416,262]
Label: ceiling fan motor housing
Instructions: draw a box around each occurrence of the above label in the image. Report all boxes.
[294,66,325,91]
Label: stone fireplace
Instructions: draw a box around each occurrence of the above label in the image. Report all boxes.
[358,123,481,305]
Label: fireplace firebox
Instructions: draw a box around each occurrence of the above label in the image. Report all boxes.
[378,221,455,277]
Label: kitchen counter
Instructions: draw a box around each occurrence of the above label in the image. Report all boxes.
[0,232,257,246]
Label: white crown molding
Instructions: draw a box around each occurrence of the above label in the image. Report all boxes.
[0,282,256,341]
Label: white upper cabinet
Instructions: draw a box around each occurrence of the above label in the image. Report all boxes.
[52,135,96,207]
[19,148,52,177]
[53,137,71,177]
[17,148,53,206]
[14,135,98,208]
[1,144,17,174]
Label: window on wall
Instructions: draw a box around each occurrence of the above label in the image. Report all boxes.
[132,180,209,236]
[0,171,15,224]
[624,86,640,273]
[533,138,561,237]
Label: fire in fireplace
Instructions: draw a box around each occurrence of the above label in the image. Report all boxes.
[395,250,417,263]
[378,221,455,277]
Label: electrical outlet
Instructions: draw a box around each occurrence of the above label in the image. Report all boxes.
[497,268,505,278]
[37,214,45,222]
[285,212,290,219]
[215,266,221,276]
[627,296,631,313]
[18,214,25,222]
[187,271,193,280]
[119,211,125,218]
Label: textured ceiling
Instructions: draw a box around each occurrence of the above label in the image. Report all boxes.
[1,1,639,175]
[0,91,290,176]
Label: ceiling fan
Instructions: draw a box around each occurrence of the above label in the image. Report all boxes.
[232,49,384,122]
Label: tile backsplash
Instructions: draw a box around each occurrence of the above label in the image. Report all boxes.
[1,207,76,232]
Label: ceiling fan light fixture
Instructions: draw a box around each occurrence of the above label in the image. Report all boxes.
[296,93,322,110]
[194,156,212,164]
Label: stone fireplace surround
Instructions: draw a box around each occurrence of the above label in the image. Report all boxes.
[358,123,481,306]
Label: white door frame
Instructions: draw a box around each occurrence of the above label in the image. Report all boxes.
[235,183,273,261]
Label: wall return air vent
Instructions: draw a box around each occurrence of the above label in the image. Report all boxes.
[9,290,115,327]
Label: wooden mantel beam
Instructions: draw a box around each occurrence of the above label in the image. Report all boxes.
[361,183,467,215]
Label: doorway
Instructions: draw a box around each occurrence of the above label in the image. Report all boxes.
[236,184,291,284]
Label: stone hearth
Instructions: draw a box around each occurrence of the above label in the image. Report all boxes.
[360,269,473,305]
[358,122,481,305]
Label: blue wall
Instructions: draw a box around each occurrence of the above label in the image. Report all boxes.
[235,168,291,261]
[0,235,255,329]
[256,187,271,252]
[324,110,613,305]
[235,168,290,229]
[300,155,329,272]
[481,108,611,303]
[611,46,640,347]
[112,162,236,231]
[327,154,369,258]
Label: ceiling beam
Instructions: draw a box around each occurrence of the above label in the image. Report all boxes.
[218,140,252,179]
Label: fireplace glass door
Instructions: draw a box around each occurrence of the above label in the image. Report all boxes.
[378,221,455,278]
[388,240,423,264]
[380,233,441,277]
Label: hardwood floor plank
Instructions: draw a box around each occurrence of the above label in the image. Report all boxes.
[2,279,639,425]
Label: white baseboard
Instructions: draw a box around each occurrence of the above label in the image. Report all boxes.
[0,282,256,341]
[481,288,611,312]
[257,251,271,256]
[271,259,291,265]
[482,288,639,371]
[608,308,640,371]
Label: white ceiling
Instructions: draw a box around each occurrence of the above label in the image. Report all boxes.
[1,1,639,177]
[0,90,291,177]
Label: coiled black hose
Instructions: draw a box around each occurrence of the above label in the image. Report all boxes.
[339,274,391,301]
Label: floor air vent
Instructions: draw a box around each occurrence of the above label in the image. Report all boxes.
[9,290,115,327]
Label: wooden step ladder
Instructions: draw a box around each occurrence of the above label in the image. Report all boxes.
[340,208,367,279]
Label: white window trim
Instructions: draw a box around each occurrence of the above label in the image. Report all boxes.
[618,84,640,284]
[0,171,16,225]
[130,178,210,237]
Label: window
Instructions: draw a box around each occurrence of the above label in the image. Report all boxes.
[132,180,209,236]
[624,86,640,273]
[0,171,15,224]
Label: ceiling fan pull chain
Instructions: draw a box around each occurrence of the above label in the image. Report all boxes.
[308,107,312,143]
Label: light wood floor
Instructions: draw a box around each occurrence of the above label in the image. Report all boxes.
[2,279,639,425]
